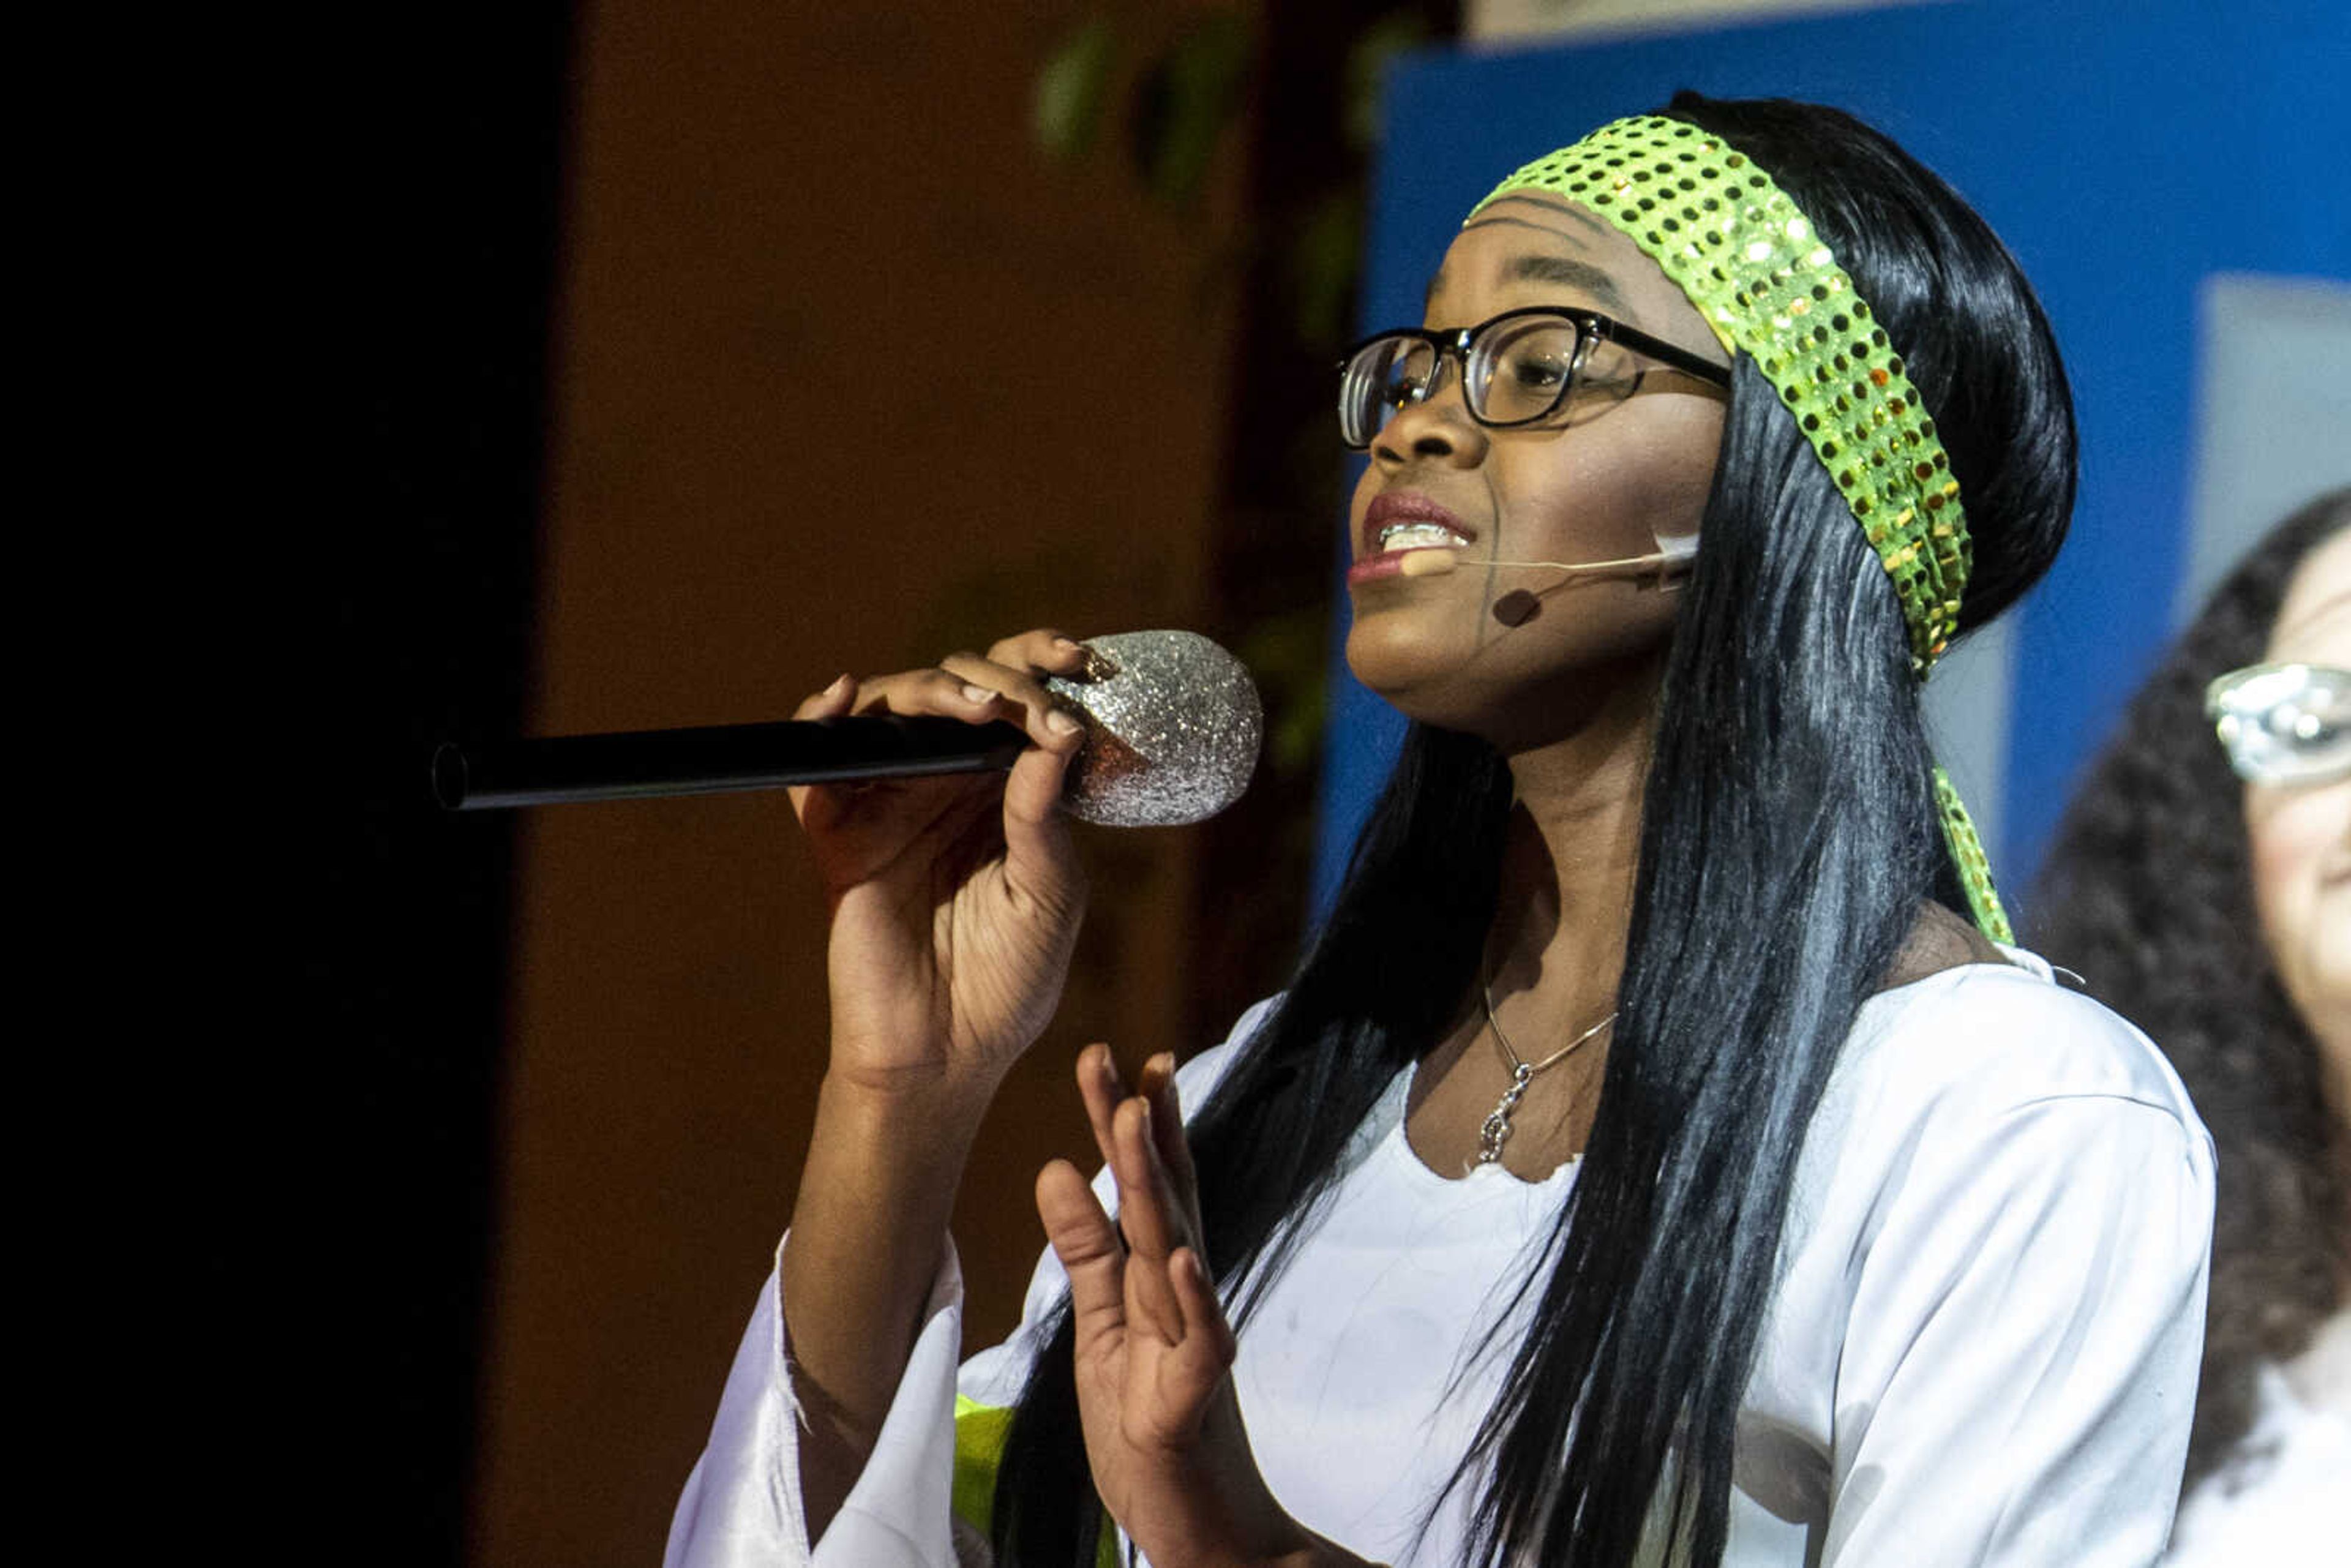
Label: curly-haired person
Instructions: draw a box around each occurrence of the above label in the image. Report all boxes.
[2035,487,2349,1561]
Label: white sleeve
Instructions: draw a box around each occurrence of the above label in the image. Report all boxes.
[664,1237,968,1568]
[1819,1093,2214,1566]
[664,1002,1276,1567]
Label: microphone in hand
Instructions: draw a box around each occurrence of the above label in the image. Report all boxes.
[433,629,1262,828]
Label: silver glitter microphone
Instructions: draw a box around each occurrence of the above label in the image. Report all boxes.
[433,629,1262,827]
[1048,629,1262,826]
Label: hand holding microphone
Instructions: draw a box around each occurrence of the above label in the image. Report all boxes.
[443,629,1263,1093]
[793,629,1100,1092]
[774,630,1254,1505]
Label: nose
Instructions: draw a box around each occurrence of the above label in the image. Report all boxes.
[1371,356,1487,469]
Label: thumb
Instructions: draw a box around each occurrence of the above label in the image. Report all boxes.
[1000,732,1083,911]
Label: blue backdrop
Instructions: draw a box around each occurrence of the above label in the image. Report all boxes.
[1312,0,2350,920]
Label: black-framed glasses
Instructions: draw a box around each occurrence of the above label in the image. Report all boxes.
[1337,306,1731,451]
[2206,662,2350,786]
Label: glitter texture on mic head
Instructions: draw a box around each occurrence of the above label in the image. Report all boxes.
[1046,629,1263,827]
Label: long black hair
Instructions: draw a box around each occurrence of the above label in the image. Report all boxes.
[993,93,2076,1567]
[2032,490,2349,1493]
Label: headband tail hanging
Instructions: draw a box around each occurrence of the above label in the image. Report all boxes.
[1933,765,2012,945]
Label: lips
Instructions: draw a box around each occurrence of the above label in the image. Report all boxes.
[1348,493,1479,588]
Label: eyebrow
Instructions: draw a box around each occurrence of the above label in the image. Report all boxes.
[1503,253,1627,311]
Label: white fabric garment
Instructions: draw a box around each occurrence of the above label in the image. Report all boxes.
[2162,1311,2351,1564]
[669,955,2214,1567]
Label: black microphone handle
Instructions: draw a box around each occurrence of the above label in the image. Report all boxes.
[433,714,1032,811]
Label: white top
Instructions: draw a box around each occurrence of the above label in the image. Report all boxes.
[669,956,2215,1567]
[2162,1312,2351,1564]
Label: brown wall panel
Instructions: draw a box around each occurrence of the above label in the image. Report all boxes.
[472,4,1249,1562]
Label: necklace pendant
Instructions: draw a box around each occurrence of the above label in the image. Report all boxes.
[1475,977,1618,1169]
[1477,1079,1526,1165]
[1477,1106,1510,1165]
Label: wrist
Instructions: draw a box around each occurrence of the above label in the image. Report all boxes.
[812,1071,997,1188]
[820,1049,1005,1126]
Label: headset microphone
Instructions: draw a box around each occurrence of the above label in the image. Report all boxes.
[1394,543,1695,623]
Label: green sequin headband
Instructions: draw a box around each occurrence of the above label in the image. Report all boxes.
[1474,115,1970,672]
[1472,114,2012,942]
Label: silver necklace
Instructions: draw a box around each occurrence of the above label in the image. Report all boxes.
[1476,983,1617,1166]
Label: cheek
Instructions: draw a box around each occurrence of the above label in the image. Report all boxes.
[1591,408,1722,535]
[1499,428,1714,556]
[2248,782,2351,995]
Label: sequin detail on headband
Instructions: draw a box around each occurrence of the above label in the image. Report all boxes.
[1472,115,1970,676]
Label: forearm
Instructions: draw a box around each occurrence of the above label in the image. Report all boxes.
[782,1065,997,1536]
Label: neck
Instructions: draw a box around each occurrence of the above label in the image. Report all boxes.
[1485,669,1657,1014]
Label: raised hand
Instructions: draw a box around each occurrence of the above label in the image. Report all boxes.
[791,629,1095,1097]
[1037,1049,1373,1568]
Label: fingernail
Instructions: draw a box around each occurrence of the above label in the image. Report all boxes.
[1052,636,1082,653]
[1045,708,1082,738]
[827,673,853,696]
[961,683,995,705]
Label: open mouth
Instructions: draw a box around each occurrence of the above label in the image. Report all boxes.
[1375,521,1469,554]
[1362,492,1476,555]
[1351,493,1480,586]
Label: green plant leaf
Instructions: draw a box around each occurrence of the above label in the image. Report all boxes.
[1127,10,1254,209]
[1033,15,1117,162]
[1237,602,1332,777]
[1343,11,1431,152]
[1288,187,1363,349]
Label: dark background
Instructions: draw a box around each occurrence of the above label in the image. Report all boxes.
[295,6,573,1558]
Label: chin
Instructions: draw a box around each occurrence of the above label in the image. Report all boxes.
[1343,599,1495,699]
[1346,599,1439,678]
[1343,640,1438,722]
